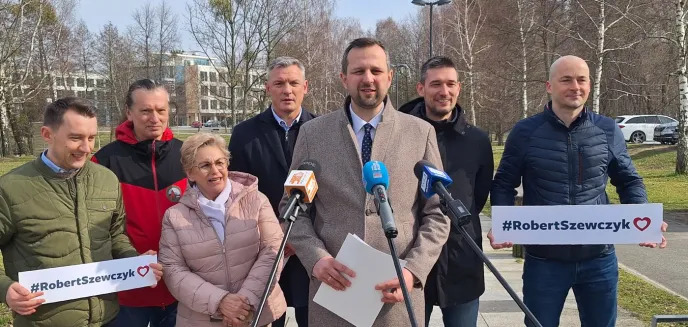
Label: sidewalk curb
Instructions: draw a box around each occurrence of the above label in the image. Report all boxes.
[619,262,688,302]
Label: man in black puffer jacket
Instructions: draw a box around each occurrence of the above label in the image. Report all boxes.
[489,55,668,327]
[399,56,493,327]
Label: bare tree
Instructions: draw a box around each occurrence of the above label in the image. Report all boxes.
[0,0,68,156]
[674,0,688,173]
[567,0,645,114]
[132,1,155,79]
[95,23,136,140]
[445,0,489,126]
[156,0,179,80]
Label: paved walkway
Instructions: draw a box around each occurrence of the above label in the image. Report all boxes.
[616,213,688,301]
[283,217,645,326]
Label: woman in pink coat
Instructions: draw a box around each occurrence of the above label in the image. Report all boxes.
[159,132,286,327]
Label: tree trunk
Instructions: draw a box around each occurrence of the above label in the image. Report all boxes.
[0,81,11,156]
[517,0,529,119]
[468,70,477,126]
[592,0,605,114]
[676,0,688,174]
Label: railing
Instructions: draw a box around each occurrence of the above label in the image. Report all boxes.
[651,315,688,326]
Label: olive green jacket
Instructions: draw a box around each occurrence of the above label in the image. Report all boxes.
[0,157,139,327]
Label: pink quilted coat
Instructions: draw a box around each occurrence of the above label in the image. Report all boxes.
[159,172,287,327]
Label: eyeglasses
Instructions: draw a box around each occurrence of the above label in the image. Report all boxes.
[194,158,229,174]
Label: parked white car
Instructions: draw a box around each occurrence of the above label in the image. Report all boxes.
[615,115,677,143]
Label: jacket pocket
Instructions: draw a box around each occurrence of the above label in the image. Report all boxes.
[87,199,117,241]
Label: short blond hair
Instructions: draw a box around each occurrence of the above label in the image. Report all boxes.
[180,132,231,172]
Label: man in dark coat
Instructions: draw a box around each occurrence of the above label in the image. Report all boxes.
[228,56,317,327]
[399,56,493,327]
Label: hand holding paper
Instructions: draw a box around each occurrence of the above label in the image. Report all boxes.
[5,282,45,315]
[313,256,356,291]
[639,221,668,248]
[141,250,163,287]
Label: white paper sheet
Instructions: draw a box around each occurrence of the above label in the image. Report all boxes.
[313,233,407,327]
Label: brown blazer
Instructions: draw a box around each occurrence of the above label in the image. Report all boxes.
[281,97,450,327]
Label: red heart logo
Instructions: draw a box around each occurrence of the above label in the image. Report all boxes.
[633,217,651,231]
[137,266,150,277]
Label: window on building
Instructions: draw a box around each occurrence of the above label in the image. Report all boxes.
[200,72,208,82]
[87,79,95,87]
[55,77,64,86]
[211,100,217,109]
[77,78,85,87]
[97,79,105,88]
[86,91,95,100]
[219,101,227,110]
[77,91,86,98]
[210,72,217,82]
[210,86,217,95]
[201,85,209,96]
[66,77,74,87]
[201,100,208,110]
[218,86,226,97]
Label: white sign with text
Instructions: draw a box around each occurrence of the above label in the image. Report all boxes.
[18,255,157,304]
[491,204,663,245]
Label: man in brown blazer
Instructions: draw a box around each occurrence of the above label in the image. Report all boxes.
[281,37,450,326]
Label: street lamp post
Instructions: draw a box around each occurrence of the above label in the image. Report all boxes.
[412,0,452,58]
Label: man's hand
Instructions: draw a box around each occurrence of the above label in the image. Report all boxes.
[374,268,415,304]
[487,229,513,249]
[640,221,668,249]
[284,243,296,258]
[313,256,356,291]
[142,250,163,287]
[218,293,252,326]
[5,282,45,315]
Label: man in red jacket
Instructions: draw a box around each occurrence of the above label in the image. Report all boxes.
[92,79,187,327]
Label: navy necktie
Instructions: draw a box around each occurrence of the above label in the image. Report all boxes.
[361,123,373,164]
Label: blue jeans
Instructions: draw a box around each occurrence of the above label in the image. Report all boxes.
[109,302,178,327]
[523,251,618,327]
[424,298,480,327]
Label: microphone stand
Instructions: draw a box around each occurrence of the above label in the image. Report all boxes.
[376,199,418,327]
[250,193,307,327]
[434,186,543,327]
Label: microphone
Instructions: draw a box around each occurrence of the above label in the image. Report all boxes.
[412,160,544,327]
[251,160,319,327]
[362,160,418,327]
[414,160,471,225]
[280,162,319,221]
[362,161,396,237]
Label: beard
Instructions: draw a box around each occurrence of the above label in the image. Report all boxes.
[351,88,386,110]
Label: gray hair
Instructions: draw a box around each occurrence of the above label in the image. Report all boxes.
[180,132,230,173]
[267,56,306,79]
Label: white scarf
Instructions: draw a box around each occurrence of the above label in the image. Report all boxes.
[196,179,232,244]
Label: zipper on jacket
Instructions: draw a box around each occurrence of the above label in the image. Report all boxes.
[151,141,162,221]
[578,150,583,185]
[69,177,91,323]
[568,134,576,205]
[192,205,231,295]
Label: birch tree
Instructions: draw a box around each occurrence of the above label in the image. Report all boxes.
[674,0,688,174]
[445,0,489,126]
[569,0,645,114]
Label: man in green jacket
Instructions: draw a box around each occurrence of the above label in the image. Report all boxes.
[0,97,163,327]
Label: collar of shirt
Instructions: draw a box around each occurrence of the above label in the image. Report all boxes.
[349,103,384,134]
[41,150,73,174]
[271,107,303,132]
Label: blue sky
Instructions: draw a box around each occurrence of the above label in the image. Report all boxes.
[78,0,422,50]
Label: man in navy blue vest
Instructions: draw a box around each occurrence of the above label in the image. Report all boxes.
[489,55,668,327]
[228,56,316,327]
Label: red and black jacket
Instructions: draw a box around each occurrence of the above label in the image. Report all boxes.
[91,121,187,308]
